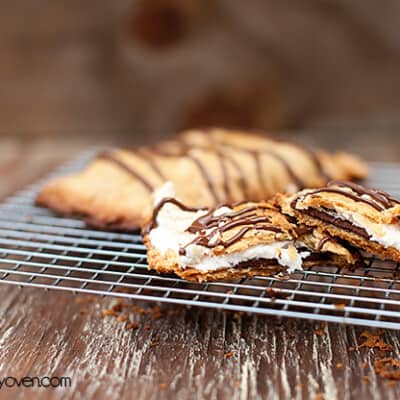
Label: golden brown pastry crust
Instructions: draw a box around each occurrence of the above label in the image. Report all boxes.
[143,199,360,282]
[276,181,400,262]
[36,128,367,230]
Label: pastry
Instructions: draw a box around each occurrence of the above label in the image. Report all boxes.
[143,183,361,282]
[36,128,367,230]
[277,180,400,262]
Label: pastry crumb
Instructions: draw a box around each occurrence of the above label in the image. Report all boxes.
[313,322,326,336]
[358,331,393,351]
[374,357,400,380]
[102,309,119,317]
[224,351,234,359]
[152,305,163,320]
[125,322,139,331]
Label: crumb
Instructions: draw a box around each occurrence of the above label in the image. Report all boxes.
[314,393,324,400]
[112,303,123,313]
[374,357,400,380]
[115,288,136,294]
[358,331,393,351]
[334,303,346,310]
[313,322,326,336]
[348,346,356,352]
[152,306,163,320]
[277,274,290,281]
[125,322,139,331]
[168,307,183,316]
[75,295,95,304]
[234,380,241,388]
[132,306,149,315]
[265,287,278,300]
[102,309,119,317]
[144,324,151,330]
[336,363,343,369]
[233,312,242,321]
[159,383,168,390]
[361,362,367,369]
[224,351,234,359]
[118,315,128,322]
[387,380,397,387]
[362,376,370,383]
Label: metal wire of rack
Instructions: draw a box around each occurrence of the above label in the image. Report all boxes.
[0,152,400,329]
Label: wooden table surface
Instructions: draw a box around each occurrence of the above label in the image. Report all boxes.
[1,128,400,400]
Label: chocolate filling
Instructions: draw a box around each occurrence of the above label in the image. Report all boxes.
[303,207,370,239]
[231,258,281,269]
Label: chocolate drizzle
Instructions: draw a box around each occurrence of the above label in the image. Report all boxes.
[97,151,154,192]
[99,133,341,209]
[297,180,399,212]
[134,149,166,181]
[223,144,305,195]
[251,150,267,196]
[149,145,222,204]
[186,153,220,203]
[316,236,331,251]
[290,181,400,240]
[330,180,400,208]
[297,145,331,181]
[143,197,205,235]
[220,153,249,199]
[216,150,231,202]
[180,205,283,253]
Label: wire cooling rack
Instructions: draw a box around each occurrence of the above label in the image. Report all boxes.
[1,152,400,329]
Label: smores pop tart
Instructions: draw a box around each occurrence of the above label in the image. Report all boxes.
[143,183,360,282]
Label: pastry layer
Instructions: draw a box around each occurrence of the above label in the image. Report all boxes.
[143,184,360,282]
[36,128,367,230]
[277,180,400,262]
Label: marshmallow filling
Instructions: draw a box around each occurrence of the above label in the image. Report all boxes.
[303,207,400,251]
[148,198,310,273]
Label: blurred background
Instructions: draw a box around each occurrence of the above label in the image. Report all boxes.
[2,0,400,196]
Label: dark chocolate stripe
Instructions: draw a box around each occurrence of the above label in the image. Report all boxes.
[135,149,167,181]
[187,206,258,233]
[221,153,249,199]
[302,188,385,211]
[186,153,220,204]
[251,151,267,197]
[297,146,331,181]
[329,180,400,208]
[97,151,154,192]
[221,143,305,194]
[183,223,282,251]
[316,236,331,251]
[182,205,282,251]
[150,144,221,204]
[268,152,304,189]
[216,150,231,202]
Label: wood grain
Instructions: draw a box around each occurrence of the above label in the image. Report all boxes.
[1,130,400,400]
[0,286,400,400]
